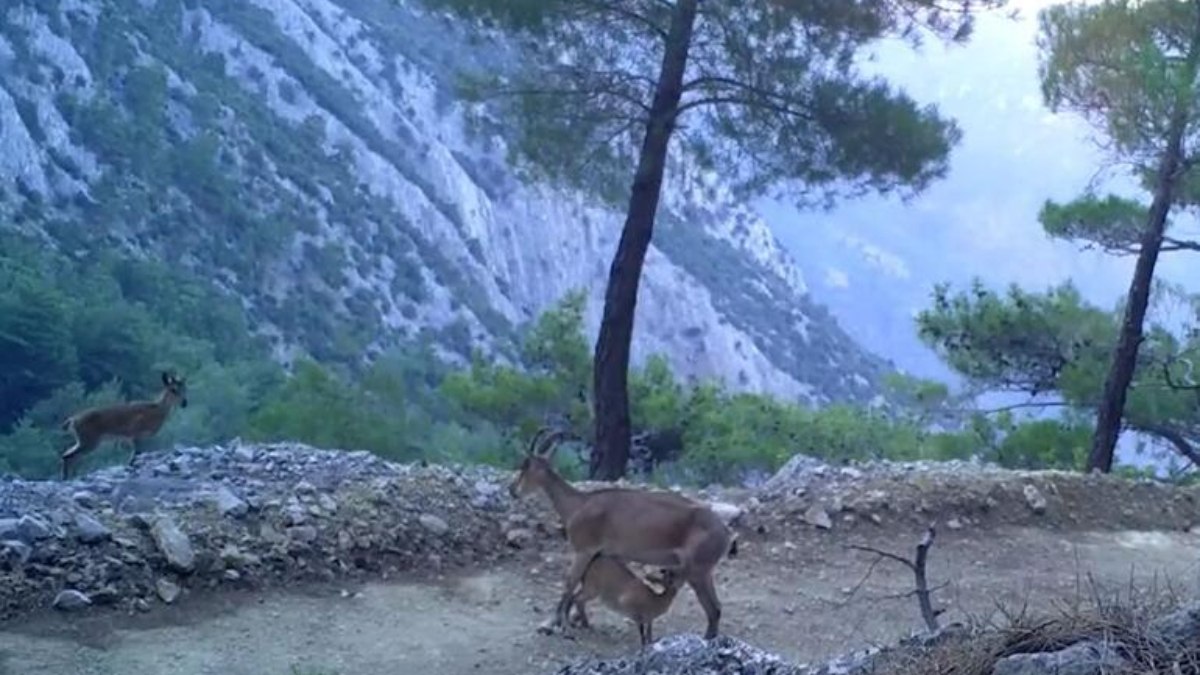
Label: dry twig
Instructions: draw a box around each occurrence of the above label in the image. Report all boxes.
[847,526,942,632]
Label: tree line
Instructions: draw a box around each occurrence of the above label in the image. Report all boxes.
[0,224,1168,482]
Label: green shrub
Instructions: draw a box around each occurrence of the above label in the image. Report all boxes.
[0,226,1123,484]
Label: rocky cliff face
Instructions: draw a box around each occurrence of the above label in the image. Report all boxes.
[0,0,891,405]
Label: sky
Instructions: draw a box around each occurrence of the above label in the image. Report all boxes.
[759,0,1200,381]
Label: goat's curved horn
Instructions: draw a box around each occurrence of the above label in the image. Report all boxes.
[527,427,554,456]
[535,428,568,458]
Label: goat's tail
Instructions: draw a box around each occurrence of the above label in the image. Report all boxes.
[727,534,739,558]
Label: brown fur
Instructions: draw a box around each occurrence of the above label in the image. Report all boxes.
[60,371,188,480]
[568,553,682,646]
[509,428,734,639]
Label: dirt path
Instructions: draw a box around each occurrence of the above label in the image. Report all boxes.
[3,525,1200,675]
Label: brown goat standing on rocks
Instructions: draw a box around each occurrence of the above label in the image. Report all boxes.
[565,552,683,647]
[60,371,188,480]
[509,427,736,639]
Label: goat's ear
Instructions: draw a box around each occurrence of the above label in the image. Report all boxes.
[161,371,171,386]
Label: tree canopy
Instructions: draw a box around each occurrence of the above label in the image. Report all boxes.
[917,279,1200,469]
[442,0,1001,205]
[430,0,1006,479]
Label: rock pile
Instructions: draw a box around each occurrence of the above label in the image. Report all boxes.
[552,634,806,675]
[555,600,1200,675]
[549,628,950,675]
[0,441,554,620]
[4,441,1200,628]
[751,453,1200,534]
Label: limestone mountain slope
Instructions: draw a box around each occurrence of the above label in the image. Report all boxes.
[0,0,890,403]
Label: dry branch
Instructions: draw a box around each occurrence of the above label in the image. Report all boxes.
[847,526,943,632]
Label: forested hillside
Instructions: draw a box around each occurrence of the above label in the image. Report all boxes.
[0,0,890,407]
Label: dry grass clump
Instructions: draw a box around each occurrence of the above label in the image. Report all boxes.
[873,572,1200,675]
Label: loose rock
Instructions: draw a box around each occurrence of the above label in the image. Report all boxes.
[52,590,92,612]
[283,502,308,526]
[17,515,52,541]
[991,641,1126,675]
[91,586,121,606]
[505,528,534,548]
[555,634,804,675]
[419,514,449,535]
[1149,601,1200,647]
[317,493,338,514]
[212,486,249,518]
[72,491,97,508]
[150,516,196,574]
[804,505,833,530]
[1,539,32,566]
[73,511,111,544]
[1023,484,1048,515]
[219,544,260,569]
[288,525,319,543]
[155,578,182,604]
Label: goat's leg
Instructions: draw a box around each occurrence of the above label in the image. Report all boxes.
[568,593,591,628]
[553,551,597,630]
[687,571,722,640]
[60,441,85,481]
[126,437,145,468]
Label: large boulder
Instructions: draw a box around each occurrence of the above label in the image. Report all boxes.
[991,642,1128,675]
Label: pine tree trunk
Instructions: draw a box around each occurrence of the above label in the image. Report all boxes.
[590,0,698,481]
[1087,118,1192,473]
[1089,207,1171,473]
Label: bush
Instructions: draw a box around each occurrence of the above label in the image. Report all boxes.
[0,232,283,478]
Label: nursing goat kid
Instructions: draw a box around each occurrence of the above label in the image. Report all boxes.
[509,427,735,639]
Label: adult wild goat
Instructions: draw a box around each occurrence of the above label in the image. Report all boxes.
[566,552,683,647]
[509,427,735,639]
[60,371,188,480]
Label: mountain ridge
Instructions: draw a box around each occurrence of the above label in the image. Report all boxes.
[0,0,892,406]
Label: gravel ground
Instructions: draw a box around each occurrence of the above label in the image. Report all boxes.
[3,444,1200,674]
